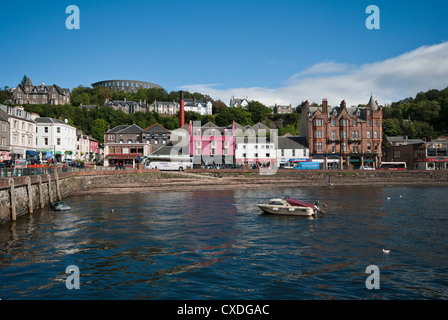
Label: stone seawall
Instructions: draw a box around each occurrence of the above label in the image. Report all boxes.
[1,169,448,224]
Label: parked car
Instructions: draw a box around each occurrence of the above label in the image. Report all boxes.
[360,166,375,170]
[2,160,14,167]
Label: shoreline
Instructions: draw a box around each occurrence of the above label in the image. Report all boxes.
[71,170,448,195]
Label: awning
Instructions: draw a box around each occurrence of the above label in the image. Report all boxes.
[26,150,39,157]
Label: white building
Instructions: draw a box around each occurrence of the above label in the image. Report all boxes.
[229,96,249,108]
[35,117,76,162]
[235,137,277,167]
[276,136,310,168]
[183,99,212,115]
[0,104,37,160]
[75,130,90,161]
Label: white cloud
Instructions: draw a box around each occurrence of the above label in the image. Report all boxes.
[178,41,448,107]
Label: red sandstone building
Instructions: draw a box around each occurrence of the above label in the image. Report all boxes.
[299,96,383,169]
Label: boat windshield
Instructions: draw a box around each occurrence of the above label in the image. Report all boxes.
[268,201,284,205]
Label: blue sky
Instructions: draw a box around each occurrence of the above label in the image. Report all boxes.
[1,0,448,106]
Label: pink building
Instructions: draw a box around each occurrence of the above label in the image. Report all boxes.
[188,121,236,166]
[89,138,99,155]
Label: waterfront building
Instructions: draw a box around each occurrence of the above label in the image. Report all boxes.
[9,77,70,105]
[75,130,99,162]
[89,137,99,162]
[188,121,236,166]
[234,137,277,168]
[142,123,171,153]
[103,124,149,168]
[276,136,309,168]
[35,117,76,162]
[0,109,10,161]
[299,96,383,169]
[383,137,448,170]
[0,105,37,160]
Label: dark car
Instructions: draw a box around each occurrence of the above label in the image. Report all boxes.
[2,160,13,167]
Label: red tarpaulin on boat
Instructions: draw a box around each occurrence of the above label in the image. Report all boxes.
[286,197,315,208]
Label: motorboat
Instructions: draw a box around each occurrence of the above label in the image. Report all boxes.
[51,201,71,211]
[257,196,325,217]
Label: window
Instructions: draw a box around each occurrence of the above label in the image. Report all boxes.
[367,131,371,138]
[331,119,335,126]
[57,127,61,133]
[340,119,347,126]
[367,142,371,151]
[342,142,348,152]
[342,131,347,139]
[352,142,359,153]
[315,142,323,152]
[281,150,284,157]
[45,127,48,133]
[353,119,357,126]
[44,138,48,145]
[332,142,336,153]
[292,150,296,157]
[314,118,323,126]
[331,131,336,139]
[374,131,378,138]
[57,138,61,145]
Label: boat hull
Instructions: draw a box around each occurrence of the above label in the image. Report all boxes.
[257,204,315,216]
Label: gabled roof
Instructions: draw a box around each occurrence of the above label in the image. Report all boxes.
[143,123,171,134]
[106,124,142,134]
[118,124,143,134]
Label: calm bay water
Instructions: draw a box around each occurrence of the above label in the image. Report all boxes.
[1,185,448,300]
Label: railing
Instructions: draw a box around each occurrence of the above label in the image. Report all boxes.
[0,167,56,178]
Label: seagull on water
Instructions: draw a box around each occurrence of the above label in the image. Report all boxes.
[382,249,391,254]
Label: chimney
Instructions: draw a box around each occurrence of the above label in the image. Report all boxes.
[179,91,185,128]
[322,98,328,113]
[341,100,346,109]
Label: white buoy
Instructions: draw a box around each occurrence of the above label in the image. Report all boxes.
[382,249,391,254]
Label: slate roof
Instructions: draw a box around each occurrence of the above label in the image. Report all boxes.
[106,124,143,134]
[277,136,308,149]
[143,123,171,134]
[34,117,66,125]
